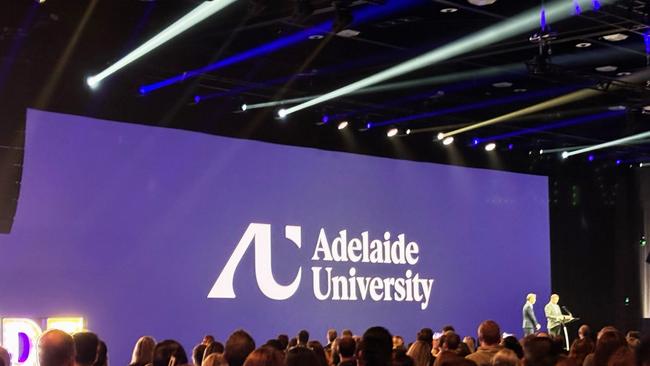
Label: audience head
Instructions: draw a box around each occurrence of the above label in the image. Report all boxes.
[607,346,635,366]
[297,330,309,346]
[360,326,393,366]
[202,336,215,346]
[478,320,501,346]
[579,326,591,340]
[203,341,224,359]
[131,336,156,366]
[522,337,555,366]
[393,349,415,366]
[492,349,520,366]
[569,338,595,366]
[153,340,188,366]
[307,341,328,366]
[0,346,10,366]
[441,358,479,366]
[441,332,461,351]
[393,335,405,351]
[594,330,627,366]
[463,336,477,353]
[73,332,99,366]
[202,353,227,366]
[627,332,641,350]
[93,341,108,366]
[285,346,318,366]
[339,336,357,359]
[242,346,284,366]
[277,335,289,350]
[192,344,207,366]
[502,336,524,359]
[637,335,650,366]
[288,338,298,349]
[225,330,256,366]
[38,329,76,366]
[327,329,338,344]
[443,326,456,333]
[417,328,434,343]
[264,339,283,352]
[342,329,354,338]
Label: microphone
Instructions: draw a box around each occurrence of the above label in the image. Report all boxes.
[562,305,573,316]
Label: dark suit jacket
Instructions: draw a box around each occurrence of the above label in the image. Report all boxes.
[522,302,539,329]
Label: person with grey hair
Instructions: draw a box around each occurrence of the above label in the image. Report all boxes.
[38,329,76,366]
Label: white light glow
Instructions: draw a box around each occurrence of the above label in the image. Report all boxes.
[87,0,238,87]
[562,151,569,159]
[437,132,445,140]
[443,136,454,145]
[338,121,349,130]
[280,0,610,116]
[485,142,496,151]
[278,109,288,118]
[241,104,248,111]
[387,128,398,137]
[563,130,650,159]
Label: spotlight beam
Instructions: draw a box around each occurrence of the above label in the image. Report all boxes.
[242,63,526,111]
[87,0,238,87]
[563,130,650,158]
[438,68,650,139]
[281,0,614,116]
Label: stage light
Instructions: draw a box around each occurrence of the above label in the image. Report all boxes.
[280,0,609,117]
[338,121,349,130]
[440,8,458,13]
[608,105,626,111]
[387,127,398,137]
[406,129,411,135]
[539,149,544,154]
[563,130,650,159]
[332,0,354,33]
[87,0,238,88]
[241,104,248,111]
[595,65,617,72]
[561,151,569,159]
[508,143,514,150]
[575,42,592,48]
[443,136,454,145]
[643,106,650,114]
[278,109,288,118]
[472,138,479,146]
[603,33,627,41]
[139,0,423,94]
[479,111,625,142]
[492,81,513,88]
[485,142,496,151]
[616,159,621,165]
[468,0,497,5]
[588,154,594,162]
[437,132,445,140]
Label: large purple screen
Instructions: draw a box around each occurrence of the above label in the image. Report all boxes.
[1,109,550,364]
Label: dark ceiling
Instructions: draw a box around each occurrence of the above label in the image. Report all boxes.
[1,0,650,174]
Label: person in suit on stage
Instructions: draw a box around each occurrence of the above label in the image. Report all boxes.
[522,293,541,336]
[544,294,564,336]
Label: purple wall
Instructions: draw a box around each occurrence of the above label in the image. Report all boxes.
[0,109,550,365]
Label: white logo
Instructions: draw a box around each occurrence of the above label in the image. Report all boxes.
[208,223,302,300]
[208,223,435,309]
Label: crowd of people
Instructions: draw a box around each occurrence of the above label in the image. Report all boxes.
[2,320,649,366]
